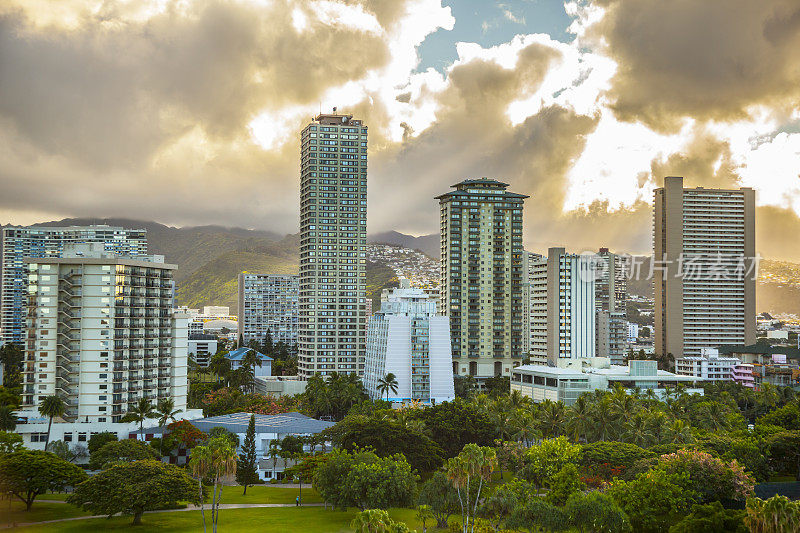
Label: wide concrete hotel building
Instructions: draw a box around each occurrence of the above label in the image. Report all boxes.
[654,176,756,357]
[298,112,368,377]
[437,178,527,380]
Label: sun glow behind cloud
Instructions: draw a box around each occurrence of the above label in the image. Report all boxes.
[1,0,799,259]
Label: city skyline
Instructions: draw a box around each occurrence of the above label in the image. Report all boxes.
[1,1,799,262]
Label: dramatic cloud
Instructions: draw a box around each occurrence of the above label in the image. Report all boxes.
[585,0,800,130]
[0,0,799,261]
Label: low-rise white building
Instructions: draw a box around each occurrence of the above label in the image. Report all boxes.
[225,347,272,378]
[188,334,218,368]
[675,348,754,386]
[137,411,333,479]
[511,358,701,405]
[364,280,454,404]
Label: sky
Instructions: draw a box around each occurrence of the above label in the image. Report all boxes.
[1,0,799,259]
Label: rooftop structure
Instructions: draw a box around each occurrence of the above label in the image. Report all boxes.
[511,358,701,405]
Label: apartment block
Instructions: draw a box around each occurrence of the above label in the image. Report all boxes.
[237,273,299,347]
[364,280,454,404]
[437,178,527,379]
[654,176,756,357]
[594,248,627,365]
[530,248,595,366]
[20,244,188,423]
[298,112,368,377]
[1,225,147,345]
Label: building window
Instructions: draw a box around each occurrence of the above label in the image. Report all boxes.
[63,433,73,442]
[78,433,87,442]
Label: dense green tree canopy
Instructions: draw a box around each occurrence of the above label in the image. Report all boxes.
[68,460,199,525]
[313,448,418,510]
[409,398,497,457]
[87,431,118,455]
[0,450,87,510]
[325,415,444,472]
[606,469,697,533]
[89,438,159,470]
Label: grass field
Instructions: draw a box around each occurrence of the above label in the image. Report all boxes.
[6,505,450,532]
[37,486,321,506]
[0,501,91,527]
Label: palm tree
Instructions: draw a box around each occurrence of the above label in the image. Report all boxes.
[0,405,17,431]
[537,400,565,438]
[566,396,591,442]
[38,395,65,450]
[623,413,652,447]
[155,397,182,457]
[121,397,158,433]
[240,349,262,393]
[667,419,694,444]
[376,372,399,401]
[589,396,620,442]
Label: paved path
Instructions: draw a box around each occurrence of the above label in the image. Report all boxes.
[2,502,325,529]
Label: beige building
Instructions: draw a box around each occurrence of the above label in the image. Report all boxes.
[653,176,756,358]
[437,178,527,379]
[298,112,368,377]
[20,244,189,424]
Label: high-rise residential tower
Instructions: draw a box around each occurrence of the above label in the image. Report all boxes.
[530,247,596,366]
[437,179,527,380]
[594,248,627,365]
[298,112,368,377]
[654,176,756,357]
[238,273,299,347]
[1,225,147,346]
[363,280,454,404]
[21,244,188,423]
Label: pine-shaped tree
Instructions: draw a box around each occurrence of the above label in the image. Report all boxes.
[236,414,259,494]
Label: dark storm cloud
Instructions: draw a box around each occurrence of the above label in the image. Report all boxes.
[588,0,800,130]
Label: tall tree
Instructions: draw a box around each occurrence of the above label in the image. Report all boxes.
[445,444,497,533]
[190,436,237,533]
[376,372,399,401]
[236,414,258,494]
[262,330,274,356]
[121,397,158,433]
[155,397,182,457]
[38,395,65,450]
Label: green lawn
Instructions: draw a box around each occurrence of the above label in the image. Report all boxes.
[0,501,92,527]
[12,506,452,532]
[42,486,322,506]
[211,485,323,504]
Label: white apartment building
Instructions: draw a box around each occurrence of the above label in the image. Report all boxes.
[626,322,640,343]
[511,359,701,406]
[521,252,538,357]
[1,225,147,345]
[188,334,218,368]
[364,281,454,404]
[654,176,756,357]
[298,112,368,377]
[237,273,299,347]
[19,244,190,424]
[530,248,596,366]
[675,348,755,387]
